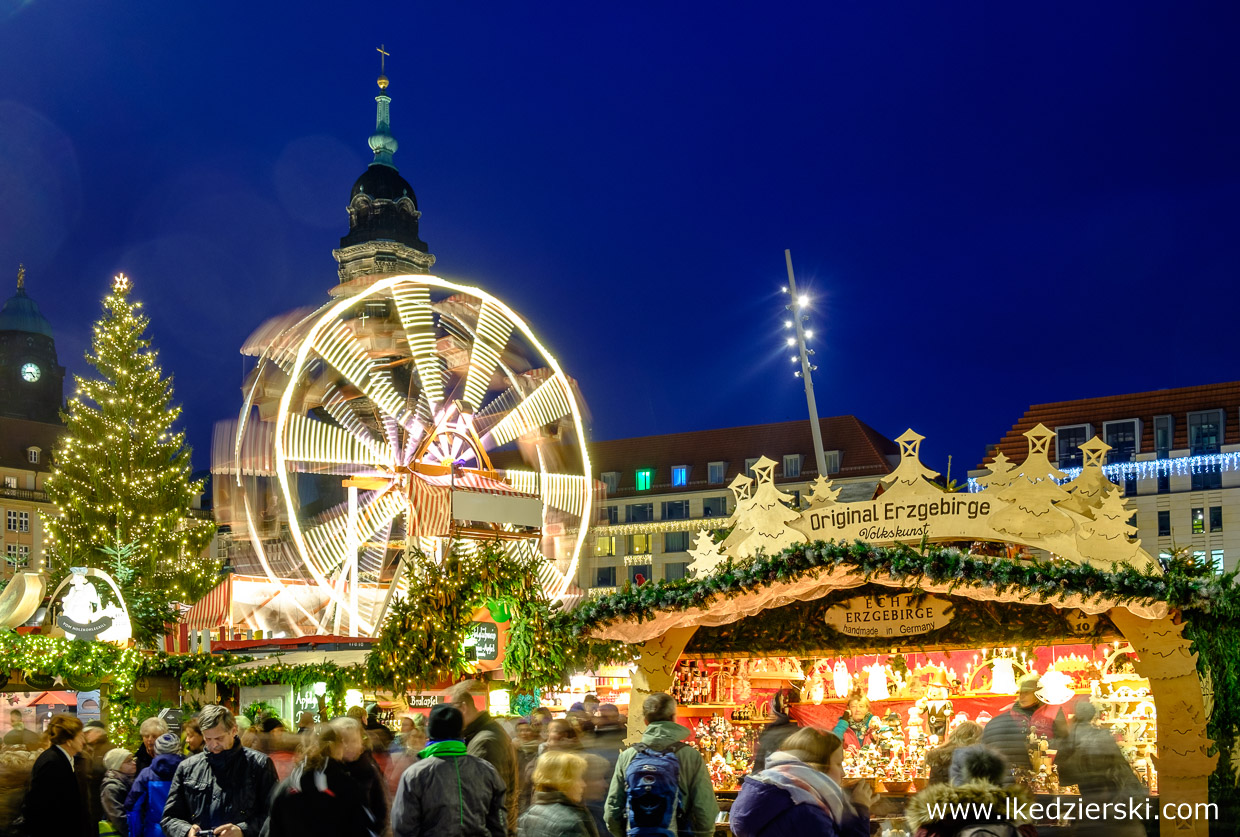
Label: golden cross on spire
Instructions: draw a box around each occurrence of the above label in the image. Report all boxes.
[16,264,24,290]
[377,44,389,74]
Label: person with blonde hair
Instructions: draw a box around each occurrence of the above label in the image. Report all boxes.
[264,724,370,837]
[924,720,983,786]
[23,713,91,837]
[518,750,598,837]
[134,717,169,773]
[730,727,873,837]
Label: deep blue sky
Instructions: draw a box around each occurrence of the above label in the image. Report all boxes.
[2,1,1238,478]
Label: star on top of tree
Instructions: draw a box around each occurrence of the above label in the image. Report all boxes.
[688,529,728,577]
[112,272,131,293]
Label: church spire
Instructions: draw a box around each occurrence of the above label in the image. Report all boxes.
[368,45,399,170]
[16,264,25,291]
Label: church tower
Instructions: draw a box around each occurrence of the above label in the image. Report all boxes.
[0,265,65,424]
[333,49,436,286]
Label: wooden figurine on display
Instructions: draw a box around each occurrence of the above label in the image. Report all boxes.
[916,668,955,739]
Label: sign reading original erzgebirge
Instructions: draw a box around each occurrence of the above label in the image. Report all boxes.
[825,592,954,638]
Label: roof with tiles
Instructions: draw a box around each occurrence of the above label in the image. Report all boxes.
[977,380,1240,470]
[0,416,60,472]
[584,416,898,499]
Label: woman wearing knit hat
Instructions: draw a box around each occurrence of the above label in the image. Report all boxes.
[122,732,183,837]
[99,748,137,836]
[391,704,507,837]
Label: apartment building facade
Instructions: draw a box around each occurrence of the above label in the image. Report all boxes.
[581,416,899,593]
[969,381,1240,572]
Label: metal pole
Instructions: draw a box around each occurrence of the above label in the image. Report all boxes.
[785,250,828,478]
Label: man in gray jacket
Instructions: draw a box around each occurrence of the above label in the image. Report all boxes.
[446,680,519,835]
[391,704,506,837]
[604,693,718,837]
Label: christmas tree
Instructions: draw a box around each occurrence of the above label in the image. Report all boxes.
[730,456,802,559]
[42,274,217,644]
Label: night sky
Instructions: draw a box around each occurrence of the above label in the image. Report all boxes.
[2,1,1238,479]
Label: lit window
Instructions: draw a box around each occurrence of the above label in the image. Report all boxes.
[636,469,653,491]
[782,455,802,479]
[1211,550,1225,574]
[629,534,652,555]
[2,477,15,489]
[1192,508,1205,535]
[601,472,620,494]
[26,448,38,465]
[595,536,616,557]
[1210,506,1223,532]
[707,462,726,484]
[671,466,689,487]
[664,532,690,552]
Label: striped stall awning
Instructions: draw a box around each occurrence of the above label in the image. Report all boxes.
[417,470,535,497]
[409,473,452,537]
[183,575,233,630]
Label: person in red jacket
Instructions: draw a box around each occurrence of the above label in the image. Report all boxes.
[831,695,878,750]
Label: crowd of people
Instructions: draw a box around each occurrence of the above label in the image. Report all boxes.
[0,677,1149,837]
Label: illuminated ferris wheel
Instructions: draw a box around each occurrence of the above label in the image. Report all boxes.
[229,274,593,636]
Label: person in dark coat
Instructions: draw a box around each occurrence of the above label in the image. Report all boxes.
[752,689,799,773]
[81,722,112,827]
[730,727,873,837]
[518,750,598,837]
[124,732,184,837]
[447,680,520,836]
[390,704,507,837]
[981,675,1063,777]
[161,704,278,837]
[1054,705,1146,837]
[262,723,370,837]
[100,748,138,836]
[335,716,391,836]
[22,712,92,837]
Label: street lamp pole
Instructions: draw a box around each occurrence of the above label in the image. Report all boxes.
[784,249,828,478]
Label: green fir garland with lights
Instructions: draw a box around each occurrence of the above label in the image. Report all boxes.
[41,275,218,645]
[366,540,626,692]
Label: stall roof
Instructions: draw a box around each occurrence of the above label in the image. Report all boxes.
[586,566,1169,644]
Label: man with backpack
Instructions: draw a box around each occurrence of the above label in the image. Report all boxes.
[603,693,718,837]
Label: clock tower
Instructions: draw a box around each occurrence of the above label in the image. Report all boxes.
[0,266,65,424]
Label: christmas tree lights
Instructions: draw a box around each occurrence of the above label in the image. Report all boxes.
[42,274,219,644]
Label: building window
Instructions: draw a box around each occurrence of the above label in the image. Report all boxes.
[824,450,841,474]
[1104,420,1139,496]
[664,532,690,553]
[1056,424,1091,469]
[26,448,38,465]
[629,534,652,555]
[661,500,689,520]
[595,536,616,557]
[782,455,802,479]
[702,496,728,518]
[628,564,652,585]
[1154,415,1173,493]
[636,469,653,491]
[1189,409,1224,490]
[602,505,618,525]
[1,477,14,489]
[1211,506,1223,532]
[1212,550,1225,574]
[6,511,28,533]
[1192,508,1205,535]
[595,566,617,587]
[665,562,691,581]
[1157,510,1171,537]
[707,462,726,484]
[625,503,653,523]
[744,458,759,478]
[601,472,619,494]
[671,466,689,487]
[4,545,28,569]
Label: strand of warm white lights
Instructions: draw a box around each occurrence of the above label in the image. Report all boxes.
[966,452,1240,493]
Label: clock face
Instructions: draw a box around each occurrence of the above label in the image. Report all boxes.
[20,363,40,383]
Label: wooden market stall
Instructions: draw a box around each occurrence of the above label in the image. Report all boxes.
[579,428,1215,837]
